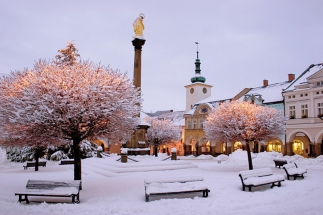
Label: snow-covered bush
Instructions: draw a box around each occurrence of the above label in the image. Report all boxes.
[50,151,68,161]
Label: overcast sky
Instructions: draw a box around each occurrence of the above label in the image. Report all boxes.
[1,0,323,113]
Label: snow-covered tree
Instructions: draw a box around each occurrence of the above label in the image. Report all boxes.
[144,117,181,157]
[0,42,142,179]
[204,100,287,170]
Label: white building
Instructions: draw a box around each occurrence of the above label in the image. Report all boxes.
[283,63,323,157]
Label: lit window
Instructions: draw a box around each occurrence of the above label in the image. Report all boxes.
[267,140,281,152]
[292,140,304,155]
[234,141,242,151]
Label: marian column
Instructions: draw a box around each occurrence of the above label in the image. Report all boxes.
[126,13,149,153]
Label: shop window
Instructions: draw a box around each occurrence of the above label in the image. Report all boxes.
[221,143,226,153]
[267,140,281,152]
[234,141,243,151]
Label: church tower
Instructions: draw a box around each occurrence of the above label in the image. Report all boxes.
[184,44,212,112]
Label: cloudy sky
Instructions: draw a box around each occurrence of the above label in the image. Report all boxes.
[1,0,323,113]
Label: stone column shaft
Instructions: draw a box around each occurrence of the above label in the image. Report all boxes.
[132,38,145,88]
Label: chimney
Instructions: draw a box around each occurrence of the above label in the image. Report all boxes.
[263,79,268,87]
[288,74,295,82]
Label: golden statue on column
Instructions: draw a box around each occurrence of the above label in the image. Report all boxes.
[133,13,145,39]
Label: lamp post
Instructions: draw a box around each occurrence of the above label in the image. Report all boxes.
[243,93,263,105]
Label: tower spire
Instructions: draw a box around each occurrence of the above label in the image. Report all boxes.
[196,42,199,59]
[191,42,206,83]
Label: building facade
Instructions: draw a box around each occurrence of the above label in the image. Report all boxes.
[283,64,323,157]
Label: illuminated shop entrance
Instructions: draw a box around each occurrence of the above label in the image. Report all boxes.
[267,140,282,152]
[234,141,243,151]
[201,138,210,155]
[292,140,304,155]
[185,137,197,156]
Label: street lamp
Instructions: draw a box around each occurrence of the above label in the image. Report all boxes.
[243,93,263,105]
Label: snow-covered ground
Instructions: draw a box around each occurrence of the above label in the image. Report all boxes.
[1,148,323,215]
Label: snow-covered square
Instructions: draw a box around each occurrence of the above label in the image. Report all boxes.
[1,148,322,215]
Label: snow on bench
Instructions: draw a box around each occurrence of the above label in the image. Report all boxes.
[144,176,210,202]
[283,163,307,180]
[15,180,82,204]
[23,161,47,170]
[238,168,285,192]
[59,159,74,165]
[273,158,287,168]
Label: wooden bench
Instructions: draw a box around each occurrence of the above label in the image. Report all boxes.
[23,161,47,170]
[238,168,285,192]
[15,180,81,204]
[59,160,74,165]
[273,159,287,168]
[144,175,210,202]
[283,163,307,180]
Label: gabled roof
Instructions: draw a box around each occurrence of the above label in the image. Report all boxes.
[284,63,323,91]
[307,67,323,81]
[241,81,291,104]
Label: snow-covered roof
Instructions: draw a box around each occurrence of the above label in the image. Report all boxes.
[240,81,291,104]
[284,64,323,91]
[157,111,185,126]
[195,94,232,105]
[139,112,150,126]
[185,96,231,115]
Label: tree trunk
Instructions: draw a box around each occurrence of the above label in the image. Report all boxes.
[34,148,40,172]
[154,146,158,157]
[246,140,253,170]
[73,138,82,181]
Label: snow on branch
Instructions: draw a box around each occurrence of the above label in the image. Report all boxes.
[144,117,181,146]
[0,56,142,147]
[204,100,287,144]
